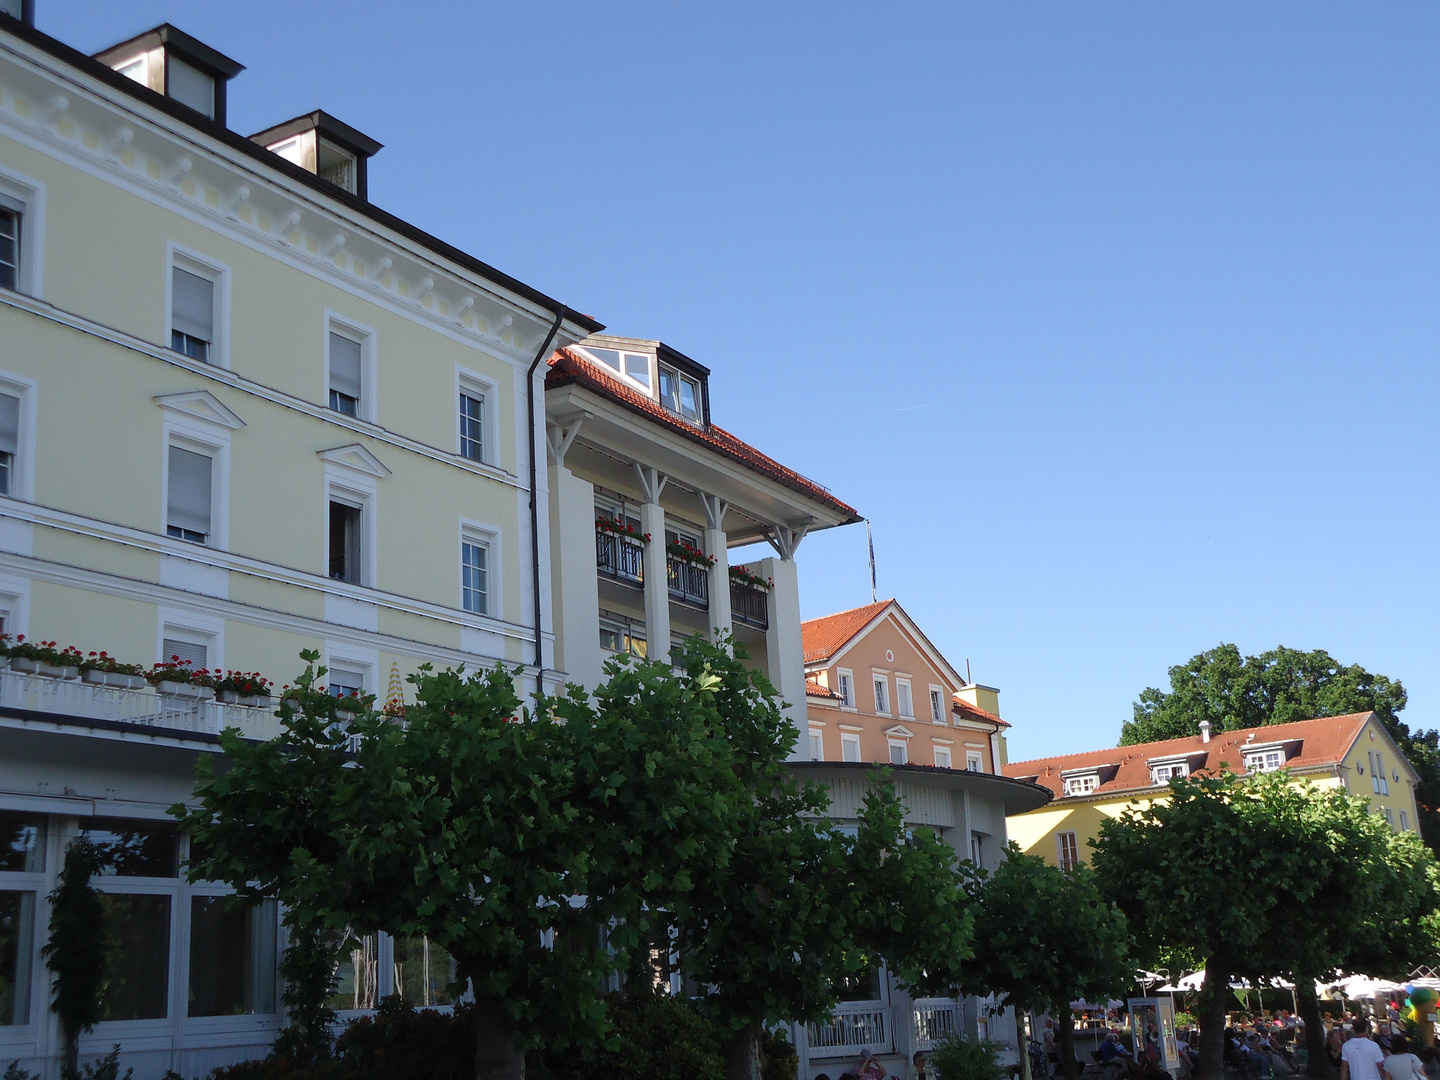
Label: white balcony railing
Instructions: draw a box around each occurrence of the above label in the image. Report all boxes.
[807,1003,891,1057]
[913,998,962,1050]
[0,667,281,739]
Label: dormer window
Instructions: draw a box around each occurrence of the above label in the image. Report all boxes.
[1151,762,1188,784]
[1245,748,1285,773]
[95,25,244,126]
[1063,773,1099,797]
[581,346,651,390]
[659,365,702,422]
[250,112,383,200]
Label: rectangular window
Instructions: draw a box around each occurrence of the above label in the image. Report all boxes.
[837,672,854,708]
[329,500,362,584]
[841,733,861,763]
[328,331,363,417]
[0,812,43,873]
[188,897,277,1016]
[0,890,34,1025]
[1064,774,1099,796]
[971,831,985,867]
[170,265,214,362]
[0,203,17,293]
[1401,811,1409,831]
[808,728,824,762]
[934,746,952,769]
[391,936,458,1008]
[896,680,913,718]
[0,391,18,497]
[1057,831,1080,872]
[1377,753,1389,795]
[967,752,984,772]
[99,893,171,1020]
[658,366,703,422]
[889,740,907,765]
[166,445,212,544]
[930,688,944,723]
[461,539,489,615]
[162,637,207,672]
[328,931,378,1012]
[329,668,364,700]
[873,677,889,715]
[1384,807,1395,826]
[80,819,179,878]
[459,392,485,462]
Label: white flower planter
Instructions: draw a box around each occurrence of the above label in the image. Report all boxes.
[83,670,147,690]
[155,680,215,701]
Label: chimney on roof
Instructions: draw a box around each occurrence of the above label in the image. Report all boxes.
[249,111,383,200]
[1199,720,1212,744]
[94,25,245,126]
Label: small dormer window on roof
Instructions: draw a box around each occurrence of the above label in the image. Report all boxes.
[249,112,383,199]
[1245,747,1286,773]
[1063,772,1100,797]
[95,25,245,125]
[575,337,710,426]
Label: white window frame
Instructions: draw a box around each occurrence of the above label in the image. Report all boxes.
[841,732,861,763]
[895,678,914,719]
[888,739,908,765]
[0,369,37,502]
[1401,810,1409,831]
[166,243,230,369]
[933,745,952,769]
[156,607,224,672]
[1376,752,1389,795]
[808,727,824,762]
[929,685,946,724]
[873,676,889,716]
[325,641,378,704]
[0,572,31,642]
[1056,831,1080,872]
[1151,762,1189,784]
[1246,750,1284,774]
[1063,773,1099,797]
[324,466,378,590]
[0,164,45,298]
[574,345,654,396]
[836,669,855,709]
[458,518,502,618]
[324,311,377,423]
[163,435,225,549]
[455,366,499,466]
[966,751,984,773]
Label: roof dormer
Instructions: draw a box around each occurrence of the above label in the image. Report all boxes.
[94,25,244,125]
[573,336,710,426]
[249,111,383,200]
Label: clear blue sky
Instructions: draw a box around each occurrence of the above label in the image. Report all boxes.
[38,2,1440,759]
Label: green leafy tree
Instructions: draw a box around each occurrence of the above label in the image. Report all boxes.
[1091,771,1327,1080]
[179,647,745,1080]
[42,838,111,1078]
[671,642,975,1080]
[961,847,1131,1080]
[1120,644,1440,854]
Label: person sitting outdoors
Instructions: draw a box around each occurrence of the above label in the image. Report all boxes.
[1245,1034,1276,1079]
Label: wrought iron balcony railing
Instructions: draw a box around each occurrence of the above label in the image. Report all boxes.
[730,580,769,629]
[667,557,709,608]
[596,530,644,585]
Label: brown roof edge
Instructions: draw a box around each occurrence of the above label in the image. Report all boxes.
[548,349,859,522]
[0,16,601,334]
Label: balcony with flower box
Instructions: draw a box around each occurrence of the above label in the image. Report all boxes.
[595,518,645,587]
[729,565,771,630]
[666,540,712,609]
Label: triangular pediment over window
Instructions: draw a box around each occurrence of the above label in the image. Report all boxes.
[153,390,245,430]
[317,443,391,477]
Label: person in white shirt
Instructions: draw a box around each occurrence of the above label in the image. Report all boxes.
[1341,1018,1387,1080]
[1384,1035,1427,1080]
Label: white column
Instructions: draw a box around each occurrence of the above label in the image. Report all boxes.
[635,464,671,664]
[700,493,731,646]
[548,457,604,694]
[757,554,807,746]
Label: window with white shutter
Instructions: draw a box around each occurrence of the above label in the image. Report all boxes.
[0,201,18,293]
[0,392,19,496]
[167,446,212,544]
[161,637,207,670]
[171,267,214,362]
[329,332,363,417]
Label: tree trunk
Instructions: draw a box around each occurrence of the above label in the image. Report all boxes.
[1196,959,1231,1080]
[1295,981,1331,1078]
[1059,1005,1078,1080]
[474,993,525,1080]
[1019,1012,1033,1080]
[724,1024,765,1080]
[62,1023,79,1079]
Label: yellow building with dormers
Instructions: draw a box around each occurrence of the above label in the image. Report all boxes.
[1002,712,1420,870]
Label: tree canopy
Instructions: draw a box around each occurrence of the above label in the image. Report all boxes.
[961,847,1131,1080]
[1119,643,1440,853]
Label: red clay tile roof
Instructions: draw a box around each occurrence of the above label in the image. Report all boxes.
[1002,712,1377,798]
[955,696,1010,728]
[800,600,894,663]
[547,348,859,521]
[806,678,842,700]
